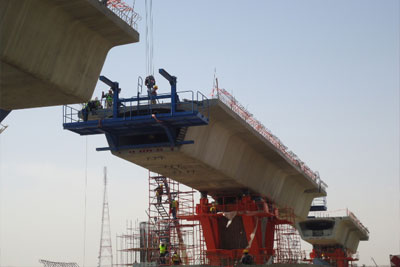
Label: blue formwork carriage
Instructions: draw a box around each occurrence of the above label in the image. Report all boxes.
[309,197,328,212]
[63,69,209,151]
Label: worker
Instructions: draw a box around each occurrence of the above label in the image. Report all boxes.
[150,85,158,104]
[159,242,167,264]
[171,198,178,219]
[171,251,182,265]
[82,97,102,121]
[145,75,156,89]
[240,249,253,265]
[82,103,89,121]
[145,75,157,102]
[87,97,102,111]
[102,89,113,108]
[155,184,163,204]
[209,201,217,214]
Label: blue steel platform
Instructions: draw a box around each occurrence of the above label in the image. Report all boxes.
[63,69,209,151]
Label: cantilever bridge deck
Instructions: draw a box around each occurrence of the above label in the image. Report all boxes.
[297,209,369,253]
[1,0,139,111]
[110,97,327,219]
[64,83,327,219]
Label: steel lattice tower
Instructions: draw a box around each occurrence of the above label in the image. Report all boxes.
[98,167,113,267]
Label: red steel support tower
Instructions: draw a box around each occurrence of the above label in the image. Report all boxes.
[181,193,301,266]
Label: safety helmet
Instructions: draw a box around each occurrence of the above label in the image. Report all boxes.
[243,249,249,254]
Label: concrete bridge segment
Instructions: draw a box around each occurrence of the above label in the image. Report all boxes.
[0,0,139,110]
[297,214,369,253]
[112,99,327,219]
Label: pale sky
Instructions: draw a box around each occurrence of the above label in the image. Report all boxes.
[0,1,399,266]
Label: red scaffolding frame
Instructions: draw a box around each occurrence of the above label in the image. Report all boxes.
[148,172,205,265]
[116,172,205,266]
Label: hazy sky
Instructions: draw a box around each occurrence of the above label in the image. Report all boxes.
[0,0,399,266]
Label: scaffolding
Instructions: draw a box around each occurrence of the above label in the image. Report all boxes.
[115,221,155,266]
[148,172,205,265]
[116,172,205,266]
[274,208,302,263]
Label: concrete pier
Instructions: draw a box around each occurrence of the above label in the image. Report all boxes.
[0,0,139,110]
[113,99,326,219]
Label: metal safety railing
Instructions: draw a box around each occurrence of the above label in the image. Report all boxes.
[212,86,328,192]
[63,89,209,124]
[119,90,208,120]
[99,0,141,30]
[63,105,83,124]
[348,210,370,234]
[299,250,359,262]
[311,209,369,235]
[197,91,209,119]
[310,197,327,208]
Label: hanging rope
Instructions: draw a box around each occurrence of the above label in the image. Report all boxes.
[82,137,88,267]
[145,0,154,76]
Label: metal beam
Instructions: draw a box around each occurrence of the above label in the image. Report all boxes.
[96,140,194,151]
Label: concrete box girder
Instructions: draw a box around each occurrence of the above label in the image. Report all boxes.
[0,0,139,110]
[112,99,326,219]
[297,216,369,253]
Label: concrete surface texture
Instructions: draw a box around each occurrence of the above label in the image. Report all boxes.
[0,0,139,110]
[113,99,326,219]
[297,216,369,253]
